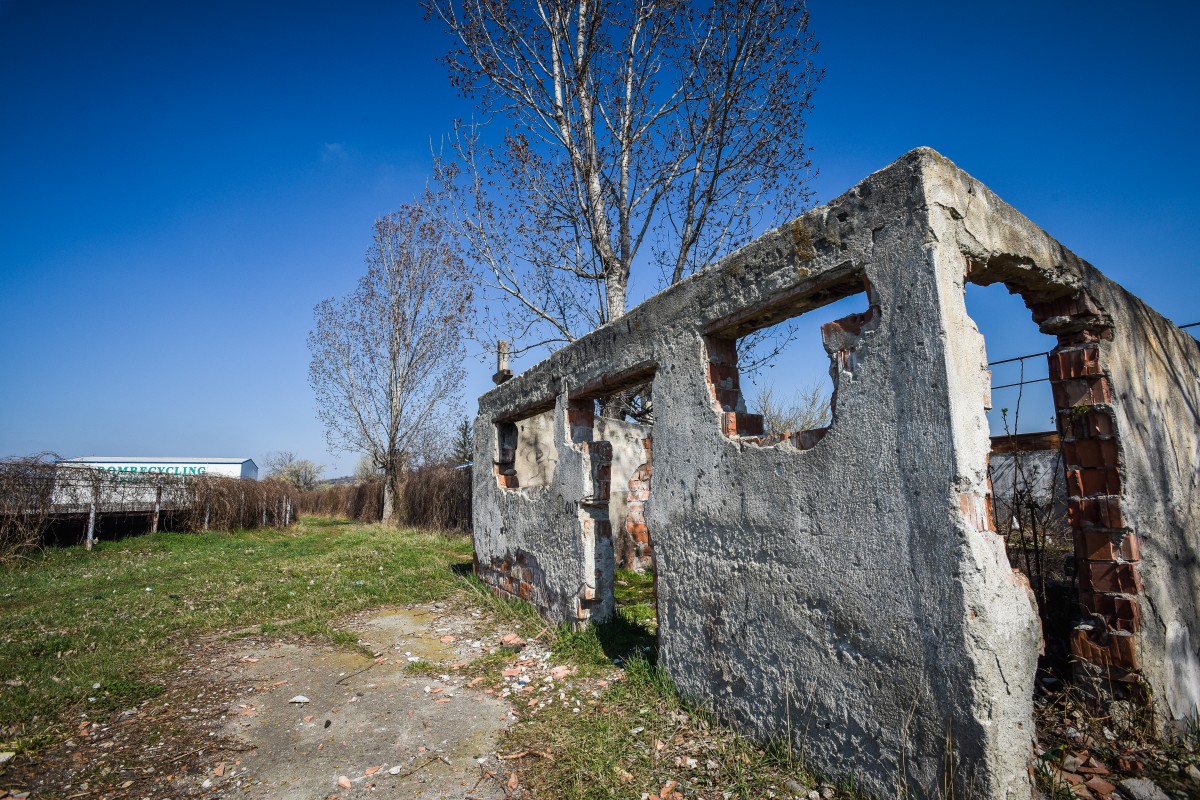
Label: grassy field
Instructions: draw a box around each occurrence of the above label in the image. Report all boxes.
[0,517,848,799]
[0,517,473,753]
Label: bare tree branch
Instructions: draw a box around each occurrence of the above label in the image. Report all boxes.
[308,199,471,523]
[428,0,824,372]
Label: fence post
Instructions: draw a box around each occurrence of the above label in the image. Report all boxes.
[151,484,162,533]
[85,486,97,551]
[204,501,210,532]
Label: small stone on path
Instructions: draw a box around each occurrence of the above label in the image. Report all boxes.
[1117,778,1170,800]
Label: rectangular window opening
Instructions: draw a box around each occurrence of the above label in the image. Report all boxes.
[706,278,875,449]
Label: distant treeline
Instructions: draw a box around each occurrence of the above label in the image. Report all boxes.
[295,465,471,532]
[0,454,297,562]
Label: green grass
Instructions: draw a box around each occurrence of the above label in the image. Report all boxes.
[504,655,854,799]
[0,517,472,753]
[1,519,860,798]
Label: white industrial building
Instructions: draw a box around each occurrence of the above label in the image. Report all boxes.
[61,456,259,480]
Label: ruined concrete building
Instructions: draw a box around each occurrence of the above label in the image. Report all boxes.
[471,148,1200,799]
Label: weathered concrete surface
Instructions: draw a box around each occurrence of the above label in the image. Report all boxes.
[1082,279,1200,727]
[925,153,1200,731]
[472,147,1200,797]
[211,606,511,799]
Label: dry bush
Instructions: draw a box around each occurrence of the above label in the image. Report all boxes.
[294,481,384,523]
[295,465,471,532]
[0,453,58,562]
[0,454,298,561]
[398,466,471,532]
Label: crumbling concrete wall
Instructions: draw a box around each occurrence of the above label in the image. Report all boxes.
[472,147,1200,797]
[1072,280,1200,727]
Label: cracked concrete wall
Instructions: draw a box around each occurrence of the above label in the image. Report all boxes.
[472,147,1199,797]
[924,154,1200,732]
[1076,279,1200,728]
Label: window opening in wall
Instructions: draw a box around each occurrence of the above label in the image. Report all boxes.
[964,281,1072,673]
[494,407,558,491]
[569,374,658,656]
[707,281,873,448]
[965,282,1059,437]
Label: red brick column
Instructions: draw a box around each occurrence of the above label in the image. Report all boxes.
[1032,294,1142,680]
[706,336,765,437]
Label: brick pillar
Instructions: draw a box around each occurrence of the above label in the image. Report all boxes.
[706,336,764,436]
[1032,293,1142,682]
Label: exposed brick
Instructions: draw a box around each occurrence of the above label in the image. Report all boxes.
[1068,496,1124,530]
[708,337,737,364]
[1081,530,1117,561]
[1069,629,1138,671]
[722,412,765,437]
[715,388,741,409]
[1066,467,1121,497]
[1110,634,1138,671]
[1051,375,1113,408]
[497,473,520,489]
[1113,597,1142,631]
[1048,345,1102,381]
[959,492,994,532]
[1060,408,1115,439]
[566,401,595,427]
[821,308,875,337]
[1117,532,1141,562]
[1057,328,1104,346]
[567,400,595,442]
[708,362,740,390]
[1029,293,1103,324]
[798,427,828,450]
[518,581,532,600]
[594,463,612,501]
[1062,438,1119,470]
[1087,561,1141,594]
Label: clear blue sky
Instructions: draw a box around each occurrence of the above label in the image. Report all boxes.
[1,0,1196,473]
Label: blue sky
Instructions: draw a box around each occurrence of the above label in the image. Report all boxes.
[1,1,1196,474]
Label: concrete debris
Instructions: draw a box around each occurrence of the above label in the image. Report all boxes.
[1116,778,1170,800]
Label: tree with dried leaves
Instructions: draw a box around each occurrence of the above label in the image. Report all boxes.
[751,379,831,435]
[429,0,823,369]
[264,451,326,492]
[308,201,472,524]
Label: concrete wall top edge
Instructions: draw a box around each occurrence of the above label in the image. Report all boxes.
[479,146,1190,421]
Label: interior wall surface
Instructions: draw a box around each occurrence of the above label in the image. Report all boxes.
[595,416,651,549]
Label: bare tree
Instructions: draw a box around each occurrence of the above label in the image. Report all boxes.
[751,379,831,435]
[264,451,326,492]
[308,201,472,523]
[353,454,383,484]
[429,0,822,369]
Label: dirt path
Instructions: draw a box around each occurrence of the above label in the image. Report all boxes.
[8,601,522,799]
